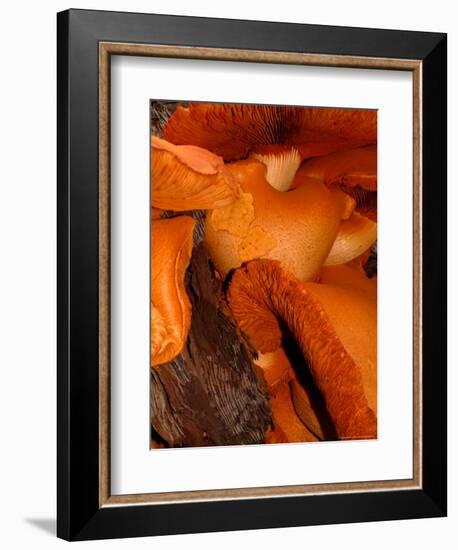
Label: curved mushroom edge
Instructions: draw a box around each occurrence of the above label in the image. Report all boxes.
[151,216,196,367]
[227,258,377,440]
[151,136,239,211]
[325,212,377,266]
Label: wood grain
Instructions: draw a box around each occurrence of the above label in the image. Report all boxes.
[151,243,272,447]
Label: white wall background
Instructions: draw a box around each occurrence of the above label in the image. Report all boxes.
[0,1,454,548]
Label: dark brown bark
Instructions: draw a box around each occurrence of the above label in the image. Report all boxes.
[150,100,188,138]
[151,243,272,448]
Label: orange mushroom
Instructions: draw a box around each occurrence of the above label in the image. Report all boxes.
[151,215,195,367]
[292,145,377,218]
[151,207,163,219]
[164,103,376,192]
[255,347,330,443]
[319,263,377,296]
[227,259,377,440]
[292,145,377,191]
[205,159,355,280]
[161,105,377,272]
[151,103,378,446]
[164,103,376,162]
[324,213,377,266]
[151,136,239,211]
[291,146,378,266]
[254,348,294,391]
[290,375,334,441]
[266,382,319,444]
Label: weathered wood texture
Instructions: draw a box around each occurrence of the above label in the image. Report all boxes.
[151,243,272,447]
[151,100,188,137]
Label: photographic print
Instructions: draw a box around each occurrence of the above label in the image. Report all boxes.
[150,101,377,448]
[58,12,446,539]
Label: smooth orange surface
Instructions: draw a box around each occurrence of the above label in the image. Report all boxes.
[266,382,319,444]
[325,212,377,266]
[205,159,355,281]
[151,216,195,367]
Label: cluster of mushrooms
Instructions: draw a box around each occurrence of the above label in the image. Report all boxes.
[151,103,378,444]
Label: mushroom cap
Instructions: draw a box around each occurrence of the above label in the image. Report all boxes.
[319,263,377,296]
[293,145,377,191]
[205,159,354,281]
[151,216,195,367]
[164,103,377,162]
[227,259,377,439]
[293,145,378,217]
[291,146,378,264]
[151,136,239,211]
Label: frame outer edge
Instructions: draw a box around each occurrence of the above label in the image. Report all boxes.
[69,8,445,60]
[57,9,448,540]
[56,9,70,541]
[420,35,447,515]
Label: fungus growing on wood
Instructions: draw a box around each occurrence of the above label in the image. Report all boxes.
[227,259,377,440]
[151,136,239,211]
[205,159,355,280]
[149,100,379,448]
[151,216,195,367]
[151,243,272,446]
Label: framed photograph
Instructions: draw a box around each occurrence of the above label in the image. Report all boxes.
[57,9,447,541]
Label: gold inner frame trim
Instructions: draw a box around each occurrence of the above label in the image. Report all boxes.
[98,41,422,508]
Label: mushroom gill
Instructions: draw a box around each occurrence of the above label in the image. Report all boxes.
[250,145,302,191]
[227,259,377,440]
[205,159,355,281]
[163,103,377,162]
[151,216,195,367]
[151,136,239,211]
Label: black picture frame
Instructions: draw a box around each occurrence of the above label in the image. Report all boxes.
[57,8,447,541]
